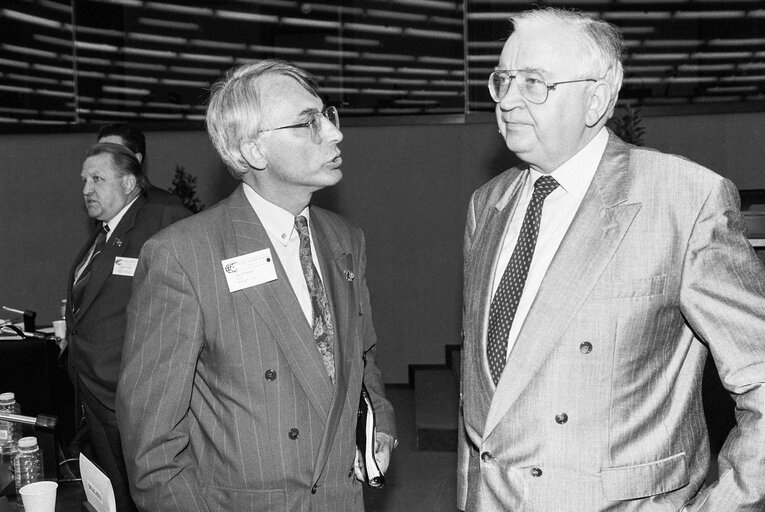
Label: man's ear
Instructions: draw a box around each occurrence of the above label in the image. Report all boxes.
[240,138,268,170]
[121,173,137,195]
[586,81,611,127]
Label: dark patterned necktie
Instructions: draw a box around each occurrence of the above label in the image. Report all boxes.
[294,216,336,384]
[73,225,109,316]
[486,175,559,385]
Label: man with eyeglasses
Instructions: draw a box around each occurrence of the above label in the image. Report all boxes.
[116,59,396,512]
[458,7,765,512]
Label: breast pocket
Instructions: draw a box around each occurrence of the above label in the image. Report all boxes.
[589,274,667,300]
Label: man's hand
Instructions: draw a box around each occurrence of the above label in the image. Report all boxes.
[352,432,396,482]
[373,431,395,474]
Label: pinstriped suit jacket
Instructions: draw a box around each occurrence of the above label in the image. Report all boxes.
[457,132,765,511]
[116,185,395,512]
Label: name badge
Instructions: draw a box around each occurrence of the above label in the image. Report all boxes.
[112,257,138,277]
[222,249,277,292]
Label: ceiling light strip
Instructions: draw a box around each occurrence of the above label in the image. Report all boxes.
[282,17,341,29]
[144,3,214,17]
[0,8,63,28]
[403,27,461,39]
[214,10,279,23]
[2,44,58,59]
[137,17,199,31]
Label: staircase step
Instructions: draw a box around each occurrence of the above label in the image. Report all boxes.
[414,367,458,451]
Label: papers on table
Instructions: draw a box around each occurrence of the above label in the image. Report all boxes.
[79,453,116,512]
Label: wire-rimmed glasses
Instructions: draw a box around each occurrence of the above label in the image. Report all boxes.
[488,69,597,104]
[258,106,339,144]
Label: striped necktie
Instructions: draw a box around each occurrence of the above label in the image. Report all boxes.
[72,225,109,316]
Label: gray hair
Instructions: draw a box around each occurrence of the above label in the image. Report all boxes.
[206,59,320,179]
[511,8,625,117]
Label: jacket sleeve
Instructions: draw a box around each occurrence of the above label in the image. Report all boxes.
[116,236,209,512]
[356,229,397,439]
[457,191,480,512]
[680,177,765,511]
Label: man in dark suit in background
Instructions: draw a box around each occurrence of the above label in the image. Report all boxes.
[117,59,396,512]
[66,142,190,511]
[97,123,183,206]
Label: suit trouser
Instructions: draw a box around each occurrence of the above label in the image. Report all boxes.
[79,379,138,512]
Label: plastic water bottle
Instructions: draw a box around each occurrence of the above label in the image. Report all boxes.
[13,437,43,512]
[0,442,17,497]
[0,393,22,450]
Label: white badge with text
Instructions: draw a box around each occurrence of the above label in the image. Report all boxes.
[222,249,277,292]
[112,257,138,277]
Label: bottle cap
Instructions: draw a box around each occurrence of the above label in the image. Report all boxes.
[0,392,14,402]
[18,437,37,449]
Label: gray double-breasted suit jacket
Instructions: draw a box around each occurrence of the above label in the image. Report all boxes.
[458,132,765,511]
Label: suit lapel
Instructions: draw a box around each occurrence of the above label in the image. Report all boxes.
[469,172,525,370]
[464,171,525,428]
[76,197,143,319]
[484,134,643,440]
[306,210,355,484]
[225,186,334,420]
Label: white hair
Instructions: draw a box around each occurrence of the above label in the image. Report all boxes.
[511,8,625,117]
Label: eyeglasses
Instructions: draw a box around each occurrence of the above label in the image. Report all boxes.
[488,69,597,105]
[258,106,339,144]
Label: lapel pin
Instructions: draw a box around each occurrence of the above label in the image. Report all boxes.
[344,270,355,282]
[114,238,122,247]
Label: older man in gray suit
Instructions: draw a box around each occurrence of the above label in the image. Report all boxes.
[117,59,396,512]
[458,7,765,512]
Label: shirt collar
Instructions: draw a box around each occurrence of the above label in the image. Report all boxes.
[242,183,310,246]
[530,127,608,200]
[104,195,140,236]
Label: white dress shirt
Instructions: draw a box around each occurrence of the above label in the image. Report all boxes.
[74,195,139,283]
[104,195,139,241]
[243,184,323,325]
[487,127,609,376]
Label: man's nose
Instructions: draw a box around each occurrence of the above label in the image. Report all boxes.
[323,120,343,143]
[499,78,523,109]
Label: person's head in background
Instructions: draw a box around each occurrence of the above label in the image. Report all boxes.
[97,123,147,165]
[81,142,149,222]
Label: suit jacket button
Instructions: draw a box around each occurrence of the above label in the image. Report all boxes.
[530,467,543,477]
[579,341,593,354]
[265,369,277,381]
[480,451,494,462]
[288,428,299,440]
[555,413,568,424]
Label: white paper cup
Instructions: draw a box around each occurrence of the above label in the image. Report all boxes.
[19,481,58,512]
[52,320,66,339]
